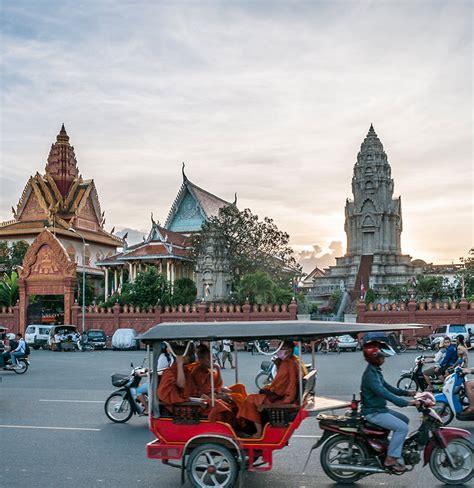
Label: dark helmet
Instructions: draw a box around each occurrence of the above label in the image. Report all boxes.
[363,340,396,365]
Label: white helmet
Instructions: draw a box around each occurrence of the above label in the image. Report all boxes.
[6,333,15,340]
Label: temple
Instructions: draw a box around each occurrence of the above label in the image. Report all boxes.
[98,166,233,301]
[0,124,122,274]
[309,125,423,302]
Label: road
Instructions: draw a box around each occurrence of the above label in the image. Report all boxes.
[0,348,473,487]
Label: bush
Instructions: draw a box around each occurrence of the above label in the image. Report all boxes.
[172,278,197,306]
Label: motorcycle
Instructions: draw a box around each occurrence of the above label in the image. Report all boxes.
[255,355,313,389]
[1,355,30,374]
[397,354,444,392]
[319,336,340,354]
[311,393,474,485]
[434,367,474,425]
[104,362,148,423]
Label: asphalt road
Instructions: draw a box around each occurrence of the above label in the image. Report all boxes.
[0,348,473,488]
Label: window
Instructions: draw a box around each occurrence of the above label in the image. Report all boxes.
[26,326,35,333]
[449,325,466,334]
[436,326,447,334]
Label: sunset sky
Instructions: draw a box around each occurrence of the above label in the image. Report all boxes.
[0,1,472,268]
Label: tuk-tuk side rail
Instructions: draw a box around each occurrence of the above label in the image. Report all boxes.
[171,401,207,424]
[258,404,301,428]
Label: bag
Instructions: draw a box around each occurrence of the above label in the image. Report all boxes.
[24,342,31,356]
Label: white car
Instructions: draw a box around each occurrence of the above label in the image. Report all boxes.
[111,328,140,350]
[337,334,360,352]
[430,324,469,343]
[25,324,54,350]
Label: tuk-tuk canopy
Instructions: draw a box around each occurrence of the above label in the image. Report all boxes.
[139,320,421,343]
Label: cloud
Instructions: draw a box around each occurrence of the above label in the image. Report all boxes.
[0,1,472,264]
[297,241,344,274]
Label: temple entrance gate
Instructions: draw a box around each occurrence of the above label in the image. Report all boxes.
[17,229,76,333]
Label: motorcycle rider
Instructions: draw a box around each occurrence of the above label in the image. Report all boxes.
[423,336,449,391]
[434,337,458,378]
[361,341,419,472]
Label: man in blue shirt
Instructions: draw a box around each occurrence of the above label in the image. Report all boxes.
[9,333,26,369]
[435,338,458,377]
[361,341,419,472]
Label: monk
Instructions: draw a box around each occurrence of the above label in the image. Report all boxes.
[158,344,195,406]
[189,344,247,423]
[237,341,300,438]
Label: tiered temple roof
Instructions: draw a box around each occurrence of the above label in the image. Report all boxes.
[0,125,122,248]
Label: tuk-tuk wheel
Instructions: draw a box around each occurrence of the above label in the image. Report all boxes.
[186,443,238,488]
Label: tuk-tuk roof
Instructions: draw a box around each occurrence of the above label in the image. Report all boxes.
[139,320,421,343]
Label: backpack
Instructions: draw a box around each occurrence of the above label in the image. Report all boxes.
[24,341,31,356]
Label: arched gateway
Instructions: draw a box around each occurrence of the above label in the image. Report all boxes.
[17,229,77,333]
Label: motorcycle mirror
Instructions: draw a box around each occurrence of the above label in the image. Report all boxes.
[130,362,134,368]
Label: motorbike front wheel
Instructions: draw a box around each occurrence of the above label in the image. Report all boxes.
[104,392,133,423]
[255,372,271,390]
[396,374,418,391]
[430,438,474,485]
[433,402,455,426]
[320,434,369,484]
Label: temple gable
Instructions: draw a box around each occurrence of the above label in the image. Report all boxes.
[168,190,206,233]
[18,190,48,221]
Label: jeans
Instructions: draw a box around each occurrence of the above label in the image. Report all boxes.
[0,351,10,368]
[10,351,25,366]
[365,409,409,458]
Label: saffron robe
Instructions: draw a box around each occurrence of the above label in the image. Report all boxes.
[237,356,300,425]
[157,363,194,405]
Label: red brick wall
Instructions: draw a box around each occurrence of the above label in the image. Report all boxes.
[71,301,298,336]
[357,299,474,344]
[0,306,20,333]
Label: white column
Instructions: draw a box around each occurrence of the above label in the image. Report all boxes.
[171,261,175,288]
[166,260,170,282]
[119,268,123,289]
[105,268,109,299]
[114,268,118,293]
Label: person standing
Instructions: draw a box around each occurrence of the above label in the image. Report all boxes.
[221,339,235,369]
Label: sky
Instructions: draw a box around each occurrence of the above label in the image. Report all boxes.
[0,0,472,272]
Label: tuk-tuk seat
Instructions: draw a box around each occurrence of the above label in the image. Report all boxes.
[168,401,208,424]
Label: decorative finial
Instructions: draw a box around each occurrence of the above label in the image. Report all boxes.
[56,123,69,143]
[182,162,187,181]
[110,226,115,234]
[233,193,238,205]
[151,211,156,226]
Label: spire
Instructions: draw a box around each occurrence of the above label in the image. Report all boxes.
[57,123,70,143]
[233,192,238,205]
[358,123,384,160]
[182,162,188,182]
[45,124,79,197]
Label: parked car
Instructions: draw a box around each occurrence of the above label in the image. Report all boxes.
[86,329,107,350]
[25,324,54,350]
[0,326,8,352]
[337,334,360,352]
[430,324,469,343]
[111,328,140,350]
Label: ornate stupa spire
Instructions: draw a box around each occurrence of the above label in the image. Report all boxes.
[45,124,79,197]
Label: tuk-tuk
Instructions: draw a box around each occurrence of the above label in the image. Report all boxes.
[140,320,421,487]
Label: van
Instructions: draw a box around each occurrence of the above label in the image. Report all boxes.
[47,325,78,349]
[25,324,54,350]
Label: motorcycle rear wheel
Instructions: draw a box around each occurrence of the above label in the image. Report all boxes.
[320,434,369,484]
[430,438,474,485]
[13,360,29,374]
[104,392,133,423]
[396,374,418,391]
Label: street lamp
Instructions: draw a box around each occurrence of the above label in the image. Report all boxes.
[69,227,86,334]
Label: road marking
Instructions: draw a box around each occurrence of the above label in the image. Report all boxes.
[293,435,321,438]
[39,399,103,404]
[0,424,101,431]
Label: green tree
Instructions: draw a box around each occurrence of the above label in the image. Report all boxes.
[387,283,409,302]
[364,288,376,304]
[234,271,293,305]
[458,248,474,300]
[0,271,19,306]
[126,267,171,308]
[172,278,197,306]
[193,205,301,288]
[0,241,29,275]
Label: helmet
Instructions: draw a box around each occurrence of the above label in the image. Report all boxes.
[363,340,396,365]
[6,333,15,340]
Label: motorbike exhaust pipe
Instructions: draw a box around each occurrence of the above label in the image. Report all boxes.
[328,464,386,474]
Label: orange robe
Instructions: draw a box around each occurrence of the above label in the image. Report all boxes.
[237,356,300,425]
[158,363,194,405]
[188,362,248,422]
